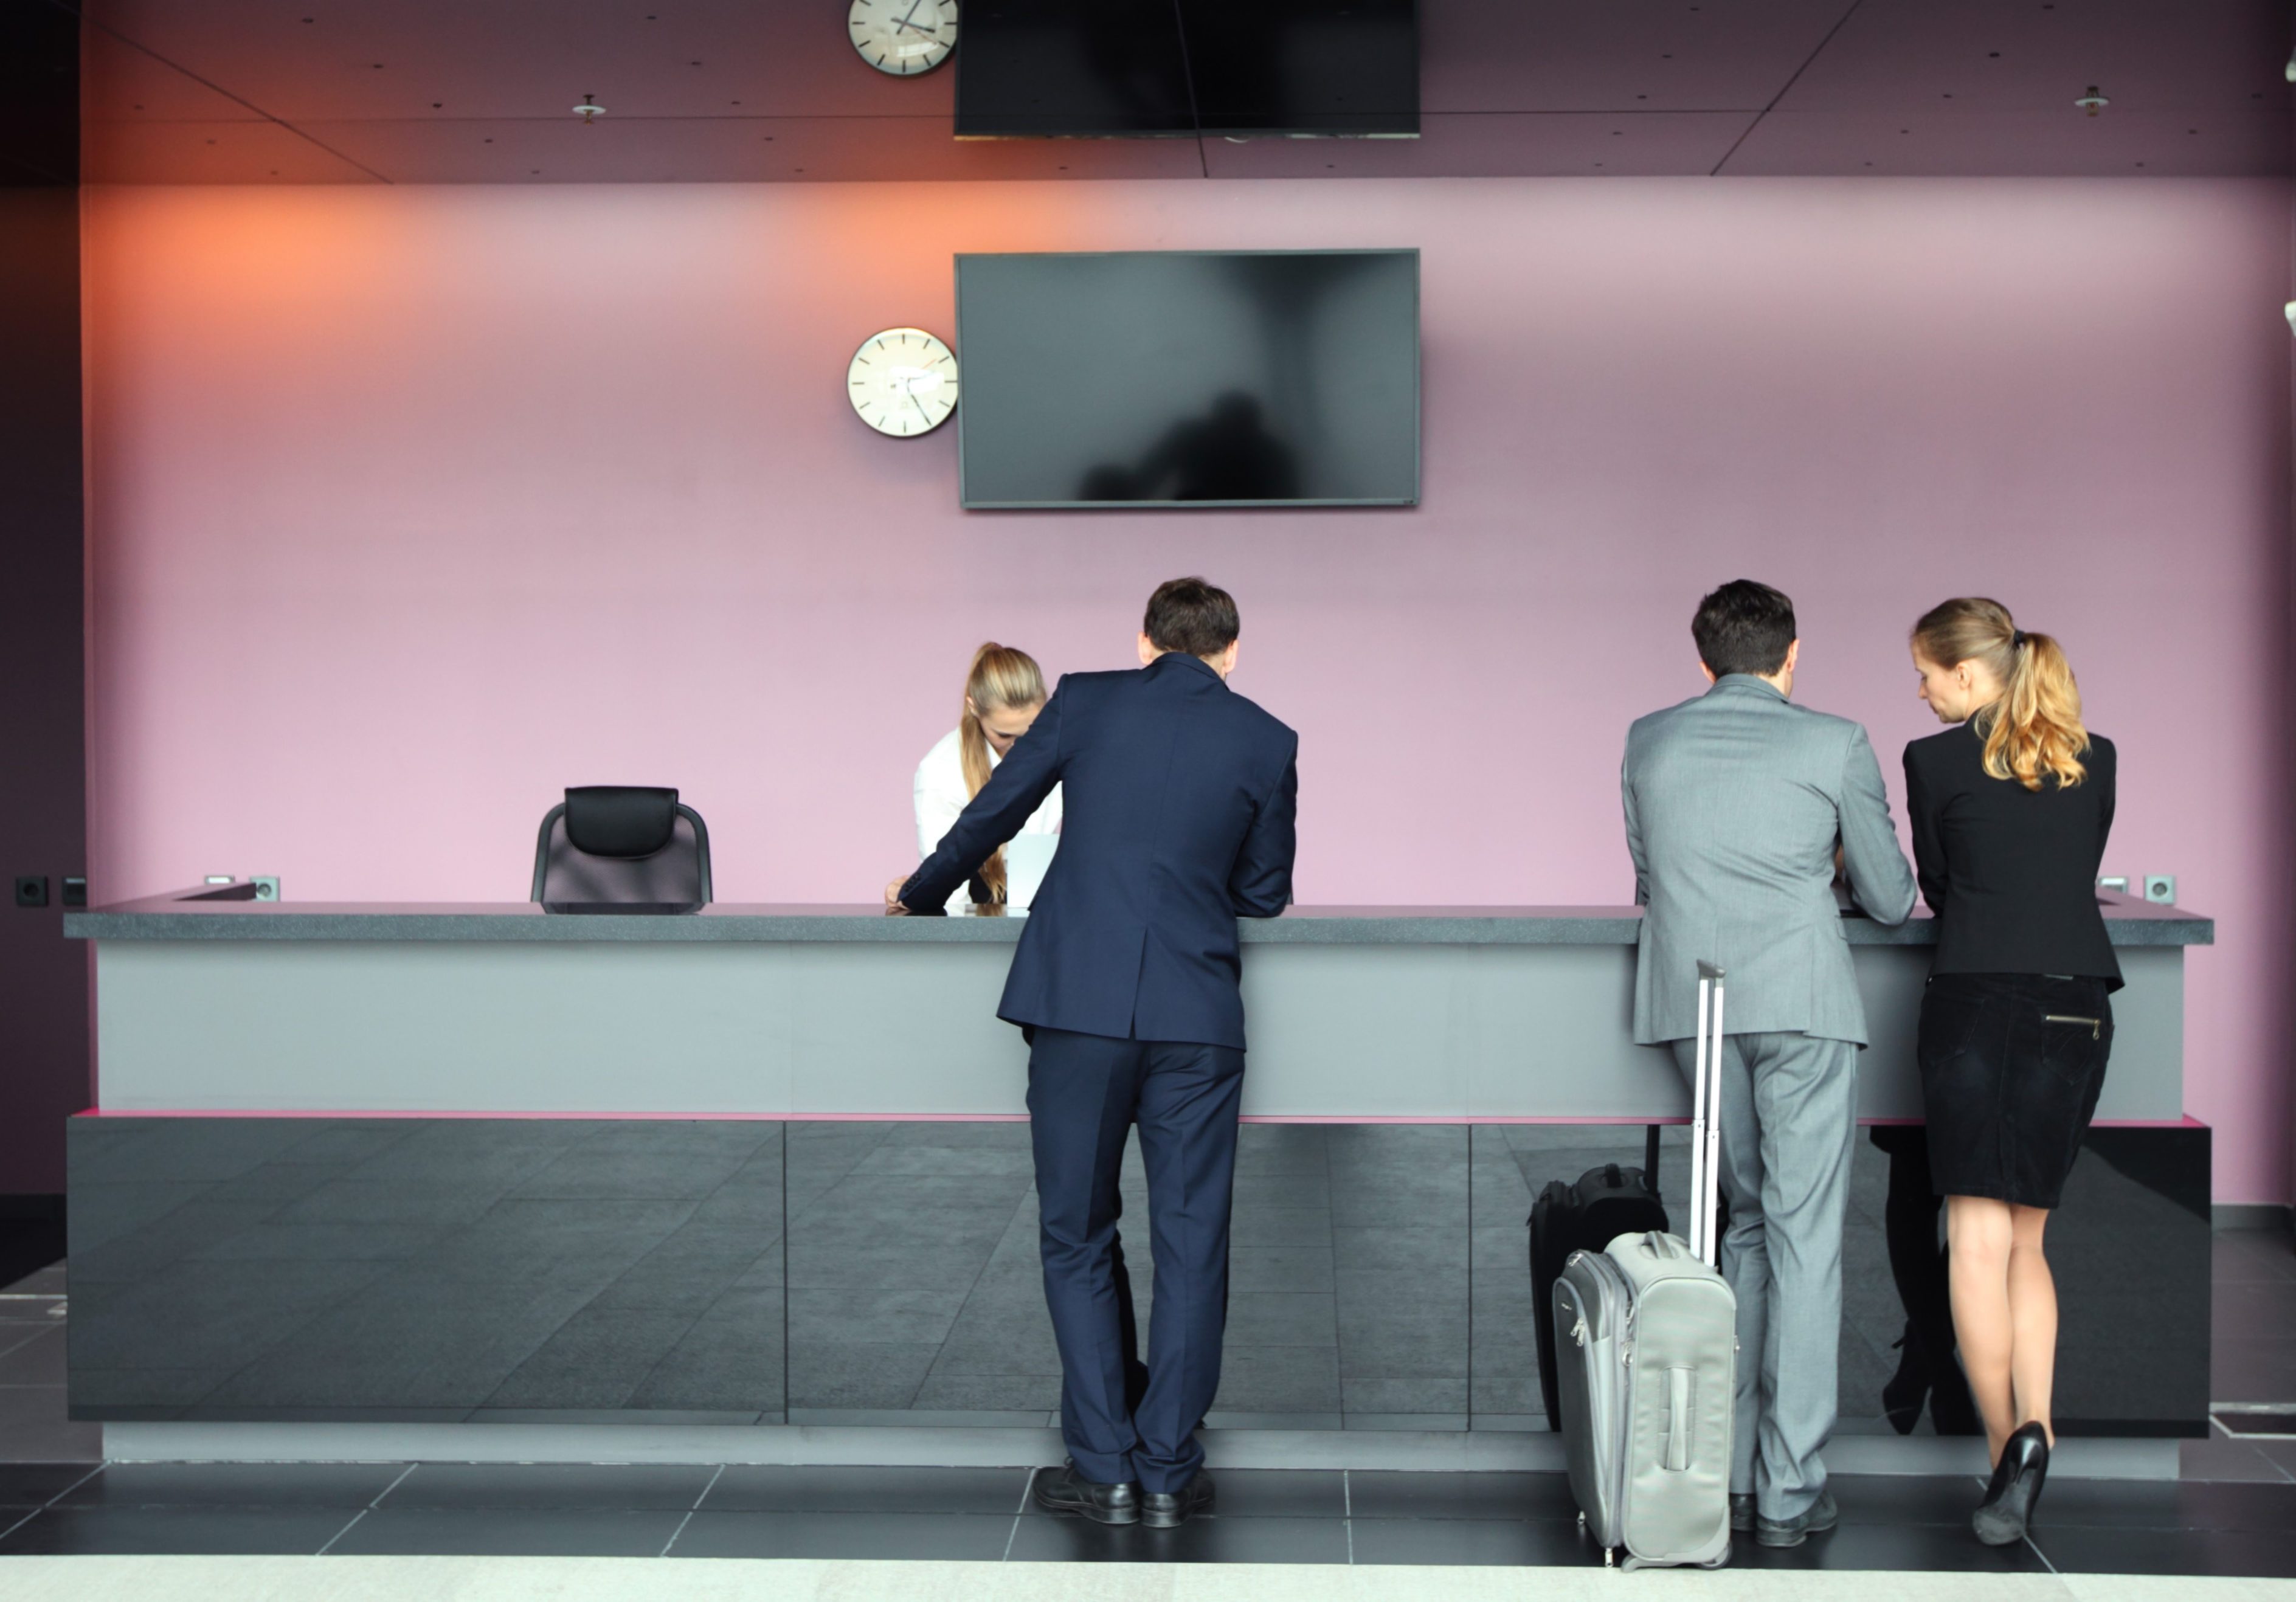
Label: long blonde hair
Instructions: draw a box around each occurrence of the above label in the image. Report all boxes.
[958,643,1048,902]
[1910,597,2089,790]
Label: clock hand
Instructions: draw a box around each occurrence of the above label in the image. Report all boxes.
[890,0,935,35]
[911,393,934,425]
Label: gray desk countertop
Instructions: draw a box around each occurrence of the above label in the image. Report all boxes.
[64,889,2213,947]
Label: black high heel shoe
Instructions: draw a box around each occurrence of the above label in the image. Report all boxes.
[1973,1422,2050,1545]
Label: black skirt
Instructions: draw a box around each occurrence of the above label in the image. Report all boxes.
[1917,972,2114,1209]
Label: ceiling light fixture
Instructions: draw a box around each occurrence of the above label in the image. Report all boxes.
[572,94,605,125]
[2284,49,2295,83]
[2284,300,2295,335]
[2074,85,2108,116]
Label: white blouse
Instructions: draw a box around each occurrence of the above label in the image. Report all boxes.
[912,727,1063,913]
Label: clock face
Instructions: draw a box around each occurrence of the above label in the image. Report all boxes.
[848,328,958,437]
[849,0,958,76]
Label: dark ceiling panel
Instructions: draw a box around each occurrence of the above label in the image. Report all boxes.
[1725,107,2293,178]
[81,116,378,183]
[81,0,947,122]
[306,115,1206,184]
[74,0,2296,181]
[82,21,265,124]
[1423,0,1848,114]
[1776,0,2291,114]
[1202,112,1758,179]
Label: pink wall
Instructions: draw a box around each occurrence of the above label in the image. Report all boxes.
[81,178,2293,1200]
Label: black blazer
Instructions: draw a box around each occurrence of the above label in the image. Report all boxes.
[1901,720,2119,987]
[899,651,1299,1050]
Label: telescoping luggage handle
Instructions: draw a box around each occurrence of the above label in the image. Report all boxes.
[1690,961,1727,1268]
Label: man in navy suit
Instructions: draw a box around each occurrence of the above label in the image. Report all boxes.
[891,577,1298,1528]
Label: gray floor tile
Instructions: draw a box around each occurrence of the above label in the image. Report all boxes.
[0,1326,65,1386]
[0,1386,101,1462]
[0,1462,101,1508]
[382,1462,716,1509]
[1734,1522,2050,1573]
[0,1504,356,1555]
[2214,1234,2296,1284]
[2176,1432,2286,1478]
[328,1505,687,1556]
[1009,1511,1347,1563]
[2215,1339,2296,1404]
[1349,1516,1592,1566]
[1349,1470,1575,1521]
[671,1509,1015,1559]
[707,1464,1031,1514]
[60,1462,409,1508]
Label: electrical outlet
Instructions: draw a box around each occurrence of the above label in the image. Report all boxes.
[13,875,48,908]
[2098,876,2129,894]
[61,877,86,907]
[2144,875,2177,905]
[252,876,280,901]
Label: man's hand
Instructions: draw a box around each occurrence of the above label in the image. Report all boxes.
[883,876,913,914]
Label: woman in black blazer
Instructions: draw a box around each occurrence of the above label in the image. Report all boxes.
[1903,597,2117,1548]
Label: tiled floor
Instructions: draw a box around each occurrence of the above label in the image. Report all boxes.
[2,1225,2293,1571]
[10,1459,2296,1571]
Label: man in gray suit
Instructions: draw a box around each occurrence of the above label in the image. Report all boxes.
[1622,579,1917,1547]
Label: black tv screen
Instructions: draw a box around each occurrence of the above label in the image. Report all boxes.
[956,250,1420,509]
[955,1,1419,139]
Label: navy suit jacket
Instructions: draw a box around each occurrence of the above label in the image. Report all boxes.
[898,651,1299,1051]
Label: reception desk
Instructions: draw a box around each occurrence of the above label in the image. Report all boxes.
[63,891,2212,1471]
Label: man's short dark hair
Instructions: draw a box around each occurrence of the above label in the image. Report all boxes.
[1692,580,1797,678]
[1144,576,1240,657]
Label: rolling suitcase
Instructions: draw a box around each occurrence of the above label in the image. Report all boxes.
[1554,960,1737,1570]
[1528,1128,1668,1429]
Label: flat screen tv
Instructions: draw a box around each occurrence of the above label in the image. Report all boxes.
[955,250,1420,509]
[955,0,1419,139]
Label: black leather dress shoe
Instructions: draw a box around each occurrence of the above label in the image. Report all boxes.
[1141,1469,1216,1529]
[1729,1493,1755,1533]
[1973,1423,2050,1546]
[1755,1491,1838,1548]
[1034,1460,1140,1525]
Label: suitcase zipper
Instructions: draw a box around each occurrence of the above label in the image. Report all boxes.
[2044,1013,2104,1039]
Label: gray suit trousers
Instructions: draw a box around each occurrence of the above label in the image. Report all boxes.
[1671,1030,1859,1523]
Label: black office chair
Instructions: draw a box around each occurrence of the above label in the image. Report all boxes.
[532,786,712,912]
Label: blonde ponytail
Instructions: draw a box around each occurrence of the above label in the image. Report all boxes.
[1910,597,2089,791]
[955,643,1048,901]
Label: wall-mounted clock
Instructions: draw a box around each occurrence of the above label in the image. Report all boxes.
[849,0,958,76]
[848,328,958,437]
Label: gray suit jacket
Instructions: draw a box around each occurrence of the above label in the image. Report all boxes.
[1623,675,1917,1046]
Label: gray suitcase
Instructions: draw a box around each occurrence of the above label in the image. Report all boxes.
[1554,959,1737,1570]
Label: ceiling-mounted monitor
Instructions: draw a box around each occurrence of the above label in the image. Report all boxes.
[955,1,1419,139]
[955,250,1420,510]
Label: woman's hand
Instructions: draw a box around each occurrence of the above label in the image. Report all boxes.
[883,877,913,914]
